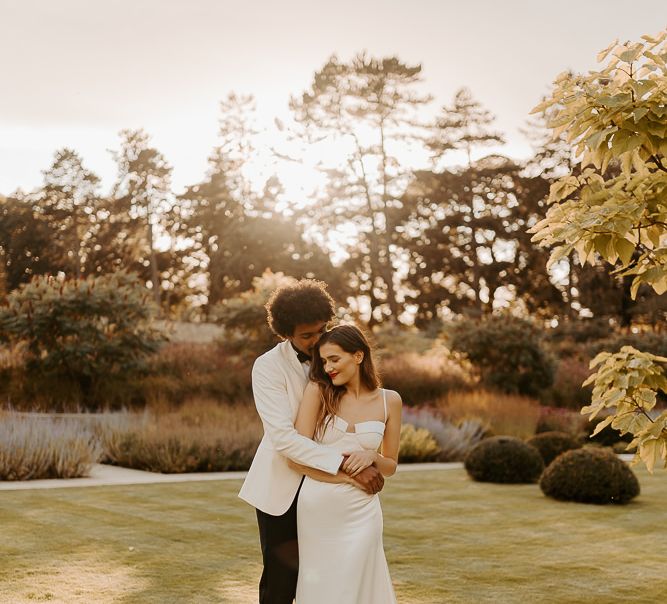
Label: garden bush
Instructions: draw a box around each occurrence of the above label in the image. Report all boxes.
[210,271,289,358]
[402,406,487,462]
[587,332,667,361]
[0,412,103,480]
[373,322,442,355]
[535,406,586,436]
[0,271,166,409]
[397,424,440,462]
[526,431,581,466]
[380,352,472,406]
[445,315,555,398]
[539,448,640,504]
[545,318,613,344]
[541,357,593,409]
[464,436,544,484]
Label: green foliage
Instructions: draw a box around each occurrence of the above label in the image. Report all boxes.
[179,96,342,312]
[587,331,667,359]
[582,346,667,470]
[446,315,555,397]
[531,34,667,297]
[542,318,613,355]
[397,424,441,462]
[0,272,166,408]
[35,148,101,279]
[0,195,61,291]
[530,30,667,470]
[396,157,560,322]
[540,447,640,504]
[464,435,544,484]
[526,431,581,466]
[210,270,290,357]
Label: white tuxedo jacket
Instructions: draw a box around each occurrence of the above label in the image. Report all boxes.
[238,340,344,515]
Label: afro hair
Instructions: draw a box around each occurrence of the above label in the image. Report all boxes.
[265,279,336,338]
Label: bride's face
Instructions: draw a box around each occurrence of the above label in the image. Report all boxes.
[319,342,362,387]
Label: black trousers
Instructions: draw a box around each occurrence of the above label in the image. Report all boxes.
[256,480,303,604]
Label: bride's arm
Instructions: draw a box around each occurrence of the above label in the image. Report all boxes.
[376,391,402,477]
[288,382,353,485]
[342,390,402,478]
[286,459,353,484]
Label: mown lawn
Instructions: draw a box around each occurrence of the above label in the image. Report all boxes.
[1,467,665,603]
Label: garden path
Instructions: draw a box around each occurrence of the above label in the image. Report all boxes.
[0,462,465,491]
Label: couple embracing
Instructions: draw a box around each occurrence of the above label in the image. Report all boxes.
[239,279,402,603]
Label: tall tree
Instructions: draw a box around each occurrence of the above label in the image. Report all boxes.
[290,53,432,323]
[179,94,342,313]
[178,94,260,311]
[111,129,173,309]
[0,193,59,290]
[394,155,564,323]
[33,148,100,278]
[424,89,507,313]
[429,88,505,168]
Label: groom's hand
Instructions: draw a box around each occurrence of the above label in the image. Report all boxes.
[352,465,384,494]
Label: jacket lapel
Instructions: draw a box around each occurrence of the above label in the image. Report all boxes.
[279,341,308,415]
[282,339,305,375]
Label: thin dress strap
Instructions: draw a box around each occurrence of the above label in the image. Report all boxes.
[382,388,388,423]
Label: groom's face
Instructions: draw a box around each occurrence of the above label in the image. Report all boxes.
[289,321,328,356]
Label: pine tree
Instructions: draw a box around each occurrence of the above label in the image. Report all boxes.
[290,53,432,323]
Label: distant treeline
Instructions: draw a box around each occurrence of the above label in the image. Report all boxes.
[0,53,665,327]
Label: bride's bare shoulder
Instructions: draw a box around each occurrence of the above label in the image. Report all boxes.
[382,388,401,401]
[382,388,403,411]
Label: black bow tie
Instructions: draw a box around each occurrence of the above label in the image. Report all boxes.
[291,343,311,364]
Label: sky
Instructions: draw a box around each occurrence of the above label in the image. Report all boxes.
[1,0,666,198]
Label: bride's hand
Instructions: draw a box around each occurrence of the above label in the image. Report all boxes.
[342,450,378,477]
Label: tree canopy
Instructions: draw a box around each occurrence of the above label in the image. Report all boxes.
[530,30,667,471]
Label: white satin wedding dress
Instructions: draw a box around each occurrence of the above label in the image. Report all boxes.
[296,389,397,604]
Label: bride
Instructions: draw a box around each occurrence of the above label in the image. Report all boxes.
[287,324,401,604]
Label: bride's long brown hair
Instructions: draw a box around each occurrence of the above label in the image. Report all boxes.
[309,324,381,439]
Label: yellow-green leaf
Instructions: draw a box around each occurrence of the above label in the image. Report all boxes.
[597,39,618,62]
[614,238,635,265]
[591,415,614,436]
[639,439,662,473]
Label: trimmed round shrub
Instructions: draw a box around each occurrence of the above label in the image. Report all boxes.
[540,448,640,505]
[464,436,544,484]
[526,431,581,466]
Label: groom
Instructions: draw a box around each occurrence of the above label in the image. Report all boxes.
[239,279,384,604]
